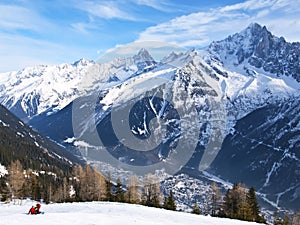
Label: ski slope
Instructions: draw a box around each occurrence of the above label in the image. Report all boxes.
[0,201,261,225]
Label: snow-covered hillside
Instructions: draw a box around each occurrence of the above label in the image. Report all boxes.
[0,201,260,225]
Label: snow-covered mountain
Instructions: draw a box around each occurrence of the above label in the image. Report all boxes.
[0,23,299,212]
[0,49,156,120]
[208,22,300,82]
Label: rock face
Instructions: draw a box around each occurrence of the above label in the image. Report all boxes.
[208,23,300,82]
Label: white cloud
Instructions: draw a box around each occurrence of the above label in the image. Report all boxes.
[71,16,99,34]
[97,41,186,63]
[134,0,172,12]
[138,10,250,47]
[137,0,300,47]
[76,1,135,20]
[220,0,274,12]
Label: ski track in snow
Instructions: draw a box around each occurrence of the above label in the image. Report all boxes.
[0,201,260,225]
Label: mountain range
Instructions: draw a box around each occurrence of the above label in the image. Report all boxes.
[0,23,299,212]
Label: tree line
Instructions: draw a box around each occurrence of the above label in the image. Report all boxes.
[0,160,175,210]
[1,160,299,224]
[190,182,265,223]
[191,182,300,225]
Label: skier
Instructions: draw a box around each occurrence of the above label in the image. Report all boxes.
[28,206,36,215]
[35,203,41,214]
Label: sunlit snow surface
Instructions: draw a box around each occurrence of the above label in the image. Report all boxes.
[0,164,8,178]
[0,201,260,225]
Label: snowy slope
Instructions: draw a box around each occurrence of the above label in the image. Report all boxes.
[0,201,260,225]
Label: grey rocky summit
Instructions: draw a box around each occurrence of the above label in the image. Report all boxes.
[208,23,300,82]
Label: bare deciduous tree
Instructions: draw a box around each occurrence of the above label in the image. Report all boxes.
[143,173,162,207]
[126,175,140,204]
[7,160,25,201]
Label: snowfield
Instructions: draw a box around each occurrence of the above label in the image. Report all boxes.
[0,201,261,225]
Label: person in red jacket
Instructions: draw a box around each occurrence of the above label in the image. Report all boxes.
[35,203,41,214]
[28,206,36,215]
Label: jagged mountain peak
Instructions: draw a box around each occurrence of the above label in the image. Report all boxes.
[72,58,94,67]
[244,22,267,35]
[136,47,150,56]
[133,48,155,64]
[238,22,284,47]
[208,23,300,82]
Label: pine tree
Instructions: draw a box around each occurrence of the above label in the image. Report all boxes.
[30,175,41,201]
[0,176,9,201]
[21,183,26,199]
[223,183,247,220]
[163,190,176,211]
[246,187,260,222]
[106,172,114,202]
[283,213,290,225]
[62,177,69,201]
[192,201,201,215]
[167,190,176,210]
[163,196,168,209]
[115,178,125,202]
[151,194,161,208]
[223,187,237,218]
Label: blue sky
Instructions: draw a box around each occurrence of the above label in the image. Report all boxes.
[0,0,299,72]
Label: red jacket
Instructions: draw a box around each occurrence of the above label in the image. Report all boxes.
[28,207,36,215]
[36,204,41,213]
